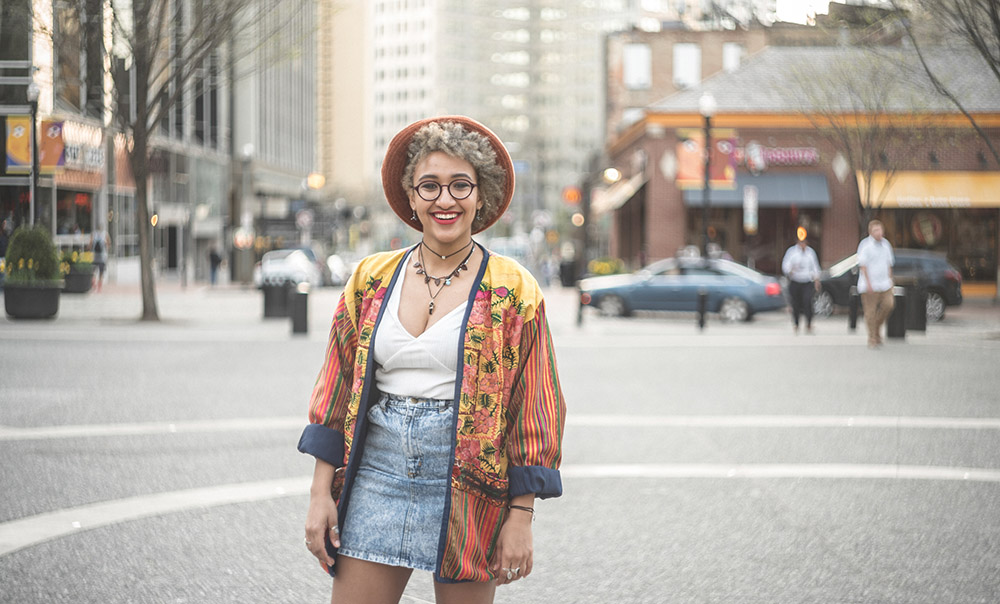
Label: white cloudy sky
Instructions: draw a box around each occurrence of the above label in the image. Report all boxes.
[776,0,831,23]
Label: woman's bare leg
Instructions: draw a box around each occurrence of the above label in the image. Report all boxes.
[433,579,496,604]
[331,556,413,604]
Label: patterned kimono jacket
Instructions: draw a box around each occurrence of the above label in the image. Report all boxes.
[298,243,566,582]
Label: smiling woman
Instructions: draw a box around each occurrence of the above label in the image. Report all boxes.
[298,116,566,604]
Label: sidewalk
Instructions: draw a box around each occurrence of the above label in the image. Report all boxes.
[4,276,999,346]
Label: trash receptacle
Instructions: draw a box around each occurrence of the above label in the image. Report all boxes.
[886,286,906,339]
[559,261,575,287]
[263,279,292,318]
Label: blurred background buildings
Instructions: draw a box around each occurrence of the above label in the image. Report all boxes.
[1,0,998,293]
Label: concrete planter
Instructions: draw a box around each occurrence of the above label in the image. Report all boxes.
[3,281,63,319]
[62,267,94,294]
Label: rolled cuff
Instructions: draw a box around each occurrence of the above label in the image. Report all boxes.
[297,424,346,467]
[508,465,562,499]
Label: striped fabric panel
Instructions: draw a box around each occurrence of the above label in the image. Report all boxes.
[506,301,566,470]
[440,489,506,582]
[307,293,358,433]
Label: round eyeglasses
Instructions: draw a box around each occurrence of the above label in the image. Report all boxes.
[414,179,477,202]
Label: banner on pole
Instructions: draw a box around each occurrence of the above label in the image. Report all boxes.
[675,128,737,190]
[40,120,66,174]
[5,116,31,174]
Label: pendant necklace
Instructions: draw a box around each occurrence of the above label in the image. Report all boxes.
[414,243,476,315]
[421,238,473,260]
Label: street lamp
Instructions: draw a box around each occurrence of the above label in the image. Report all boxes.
[26,78,40,227]
[698,91,716,259]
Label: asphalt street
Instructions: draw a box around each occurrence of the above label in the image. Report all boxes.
[1,280,999,603]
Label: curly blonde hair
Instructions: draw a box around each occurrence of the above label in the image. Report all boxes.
[401,121,507,233]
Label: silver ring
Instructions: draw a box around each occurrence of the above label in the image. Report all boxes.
[304,538,312,546]
[330,526,340,534]
[506,570,513,580]
[513,567,520,574]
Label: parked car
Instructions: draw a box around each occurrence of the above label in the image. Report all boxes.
[813,248,963,322]
[325,253,352,286]
[578,257,785,322]
[253,249,324,289]
[293,245,334,286]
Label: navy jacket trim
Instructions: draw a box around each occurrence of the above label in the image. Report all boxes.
[508,465,563,499]
[297,423,345,468]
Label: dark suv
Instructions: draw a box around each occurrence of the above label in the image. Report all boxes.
[813,249,963,322]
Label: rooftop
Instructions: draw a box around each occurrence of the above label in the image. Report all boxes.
[647,45,1000,115]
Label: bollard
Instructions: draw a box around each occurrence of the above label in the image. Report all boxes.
[905,282,927,332]
[886,286,906,339]
[576,288,584,327]
[291,283,309,334]
[848,285,859,331]
[697,288,707,330]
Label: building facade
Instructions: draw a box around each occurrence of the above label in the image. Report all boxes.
[230,0,317,281]
[0,0,237,285]
[602,46,1000,290]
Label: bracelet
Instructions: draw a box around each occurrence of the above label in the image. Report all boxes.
[508,505,535,521]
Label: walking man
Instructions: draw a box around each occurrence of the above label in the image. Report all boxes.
[782,235,821,333]
[857,219,895,348]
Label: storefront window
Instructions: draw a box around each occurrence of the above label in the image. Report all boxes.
[891,208,998,282]
[0,186,53,232]
[56,189,93,234]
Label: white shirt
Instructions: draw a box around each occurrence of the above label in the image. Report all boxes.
[372,259,467,400]
[781,244,821,283]
[857,236,894,293]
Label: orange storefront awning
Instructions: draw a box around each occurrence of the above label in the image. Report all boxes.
[858,171,1000,208]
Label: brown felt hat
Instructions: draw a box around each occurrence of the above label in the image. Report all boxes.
[381,115,515,234]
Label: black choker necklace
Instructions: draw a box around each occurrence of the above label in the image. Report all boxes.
[414,244,476,315]
[421,239,473,260]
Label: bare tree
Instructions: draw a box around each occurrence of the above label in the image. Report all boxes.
[789,52,923,232]
[109,0,306,321]
[890,0,1000,166]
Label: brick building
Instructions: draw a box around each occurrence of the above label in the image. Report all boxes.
[599,46,1000,289]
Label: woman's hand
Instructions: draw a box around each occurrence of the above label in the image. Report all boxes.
[305,491,339,567]
[490,510,533,585]
[304,460,339,567]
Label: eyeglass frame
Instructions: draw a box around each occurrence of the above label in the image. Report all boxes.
[412,179,478,202]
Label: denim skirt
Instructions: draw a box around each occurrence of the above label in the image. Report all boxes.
[338,392,454,572]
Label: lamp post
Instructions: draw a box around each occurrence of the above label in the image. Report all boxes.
[698,91,716,259]
[26,78,40,227]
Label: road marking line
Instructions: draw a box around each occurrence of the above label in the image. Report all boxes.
[0,418,305,440]
[0,477,311,557]
[568,415,1000,430]
[3,414,1000,441]
[2,464,999,557]
[561,463,1000,482]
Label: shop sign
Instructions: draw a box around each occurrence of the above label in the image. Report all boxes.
[911,212,943,246]
[63,143,105,171]
[734,142,820,174]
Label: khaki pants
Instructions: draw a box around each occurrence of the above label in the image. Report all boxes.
[861,289,895,345]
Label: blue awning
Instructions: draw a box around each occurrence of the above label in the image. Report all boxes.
[683,173,830,208]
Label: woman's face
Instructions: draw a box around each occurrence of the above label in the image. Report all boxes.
[409,151,482,248]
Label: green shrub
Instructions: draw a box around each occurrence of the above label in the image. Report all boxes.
[4,227,61,283]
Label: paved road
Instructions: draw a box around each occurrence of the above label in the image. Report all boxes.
[1,282,999,603]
